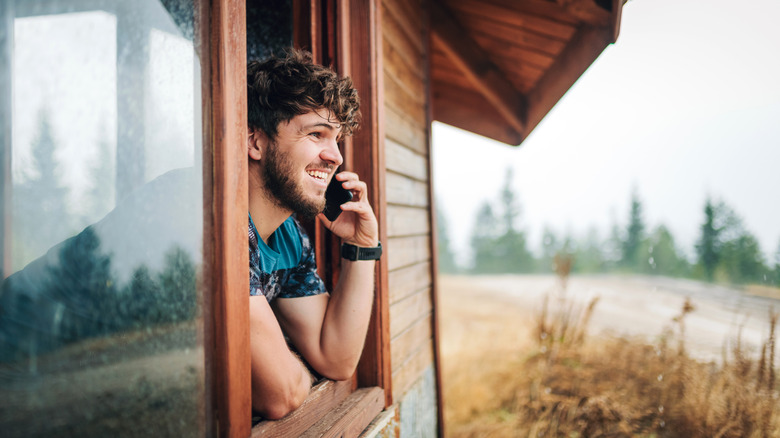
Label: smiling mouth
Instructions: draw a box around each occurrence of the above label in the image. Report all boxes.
[306,170,329,182]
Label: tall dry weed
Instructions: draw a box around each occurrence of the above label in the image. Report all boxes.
[443,278,780,438]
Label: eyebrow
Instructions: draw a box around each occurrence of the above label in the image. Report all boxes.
[301,122,342,132]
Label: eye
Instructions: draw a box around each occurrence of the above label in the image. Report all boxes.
[309,131,322,139]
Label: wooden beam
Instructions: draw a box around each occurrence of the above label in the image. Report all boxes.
[525,25,611,136]
[251,380,352,437]
[555,0,611,27]
[432,90,523,145]
[457,0,607,27]
[610,0,624,43]
[204,0,251,436]
[300,387,385,438]
[429,1,527,135]
[341,0,393,405]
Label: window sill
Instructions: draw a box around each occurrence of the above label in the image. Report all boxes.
[252,380,385,437]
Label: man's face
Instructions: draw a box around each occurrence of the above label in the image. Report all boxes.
[261,109,344,219]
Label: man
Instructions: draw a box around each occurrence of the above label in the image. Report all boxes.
[245,49,381,419]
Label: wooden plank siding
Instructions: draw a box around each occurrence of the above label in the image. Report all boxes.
[381,0,438,411]
[387,235,431,272]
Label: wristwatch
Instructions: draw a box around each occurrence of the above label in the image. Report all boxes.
[341,242,382,261]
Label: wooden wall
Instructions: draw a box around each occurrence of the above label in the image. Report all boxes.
[381,0,436,414]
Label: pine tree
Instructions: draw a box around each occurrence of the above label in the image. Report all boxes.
[642,225,688,277]
[13,108,71,268]
[435,202,458,274]
[494,168,534,272]
[470,201,499,273]
[621,190,645,270]
[88,120,115,221]
[695,197,721,281]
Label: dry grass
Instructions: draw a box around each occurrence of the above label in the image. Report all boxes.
[440,276,780,438]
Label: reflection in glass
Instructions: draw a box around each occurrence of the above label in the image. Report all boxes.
[0,1,205,436]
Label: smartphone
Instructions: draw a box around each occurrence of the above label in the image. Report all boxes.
[323,174,353,221]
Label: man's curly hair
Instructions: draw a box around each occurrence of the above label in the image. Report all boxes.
[247,48,360,140]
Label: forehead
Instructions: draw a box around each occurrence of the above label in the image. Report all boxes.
[287,108,342,132]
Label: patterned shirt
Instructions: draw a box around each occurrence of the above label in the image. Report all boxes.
[248,214,327,302]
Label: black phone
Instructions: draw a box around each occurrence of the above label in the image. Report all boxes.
[323,174,353,221]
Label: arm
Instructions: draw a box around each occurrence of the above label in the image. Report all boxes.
[273,171,379,381]
[249,296,314,419]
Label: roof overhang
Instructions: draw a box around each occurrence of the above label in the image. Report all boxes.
[430,0,624,145]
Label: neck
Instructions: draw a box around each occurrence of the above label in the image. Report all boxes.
[248,171,292,244]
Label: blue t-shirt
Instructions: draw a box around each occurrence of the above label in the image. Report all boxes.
[248,215,327,302]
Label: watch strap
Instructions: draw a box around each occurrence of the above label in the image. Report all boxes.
[341,242,382,261]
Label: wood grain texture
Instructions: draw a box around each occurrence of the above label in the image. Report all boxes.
[384,106,427,154]
[446,0,577,39]
[470,32,556,70]
[387,235,431,271]
[383,36,426,98]
[385,139,429,182]
[386,171,429,207]
[383,0,425,49]
[251,380,352,437]
[205,0,251,437]
[390,314,433,372]
[382,0,425,58]
[432,84,522,145]
[344,0,394,404]
[388,261,432,304]
[386,205,431,237]
[391,341,434,401]
[384,71,427,122]
[430,1,527,134]
[389,289,433,338]
[301,387,386,437]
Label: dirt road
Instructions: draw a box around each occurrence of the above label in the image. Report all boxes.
[440,274,779,362]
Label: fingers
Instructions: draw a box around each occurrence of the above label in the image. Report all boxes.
[334,171,368,202]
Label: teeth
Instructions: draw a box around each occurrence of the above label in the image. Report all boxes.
[307,170,328,181]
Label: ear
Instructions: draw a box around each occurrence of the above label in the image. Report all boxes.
[247,128,267,161]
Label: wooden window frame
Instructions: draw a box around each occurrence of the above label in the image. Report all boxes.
[206,0,390,436]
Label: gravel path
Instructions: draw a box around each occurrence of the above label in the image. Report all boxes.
[441,274,779,362]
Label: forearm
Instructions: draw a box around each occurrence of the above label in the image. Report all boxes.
[249,297,313,419]
[316,258,376,379]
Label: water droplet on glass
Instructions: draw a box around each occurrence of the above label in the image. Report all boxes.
[657,374,663,382]
[540,332,548,340]
[544,387,552,394]
[660,420,666,428]
[648,257,655,265]
[541,346,548,353]
[648,245,654,254]
[658,405,664,413]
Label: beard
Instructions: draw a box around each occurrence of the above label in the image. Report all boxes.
[262,140,327,220]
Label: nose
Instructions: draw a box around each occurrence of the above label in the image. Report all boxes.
[321,139,343,167]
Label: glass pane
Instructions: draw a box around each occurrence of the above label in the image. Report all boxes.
[0,1,205,437]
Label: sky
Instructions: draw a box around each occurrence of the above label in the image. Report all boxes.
[432,0,780,266]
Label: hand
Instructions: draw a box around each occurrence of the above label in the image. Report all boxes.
[319,171,379,248]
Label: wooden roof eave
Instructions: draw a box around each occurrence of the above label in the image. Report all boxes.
[430,1,527,143]
[429,0,625,147]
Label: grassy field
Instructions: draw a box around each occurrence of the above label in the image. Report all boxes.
[439,275,780,438]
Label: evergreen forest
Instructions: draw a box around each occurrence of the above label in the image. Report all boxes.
[438,168,780,288]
